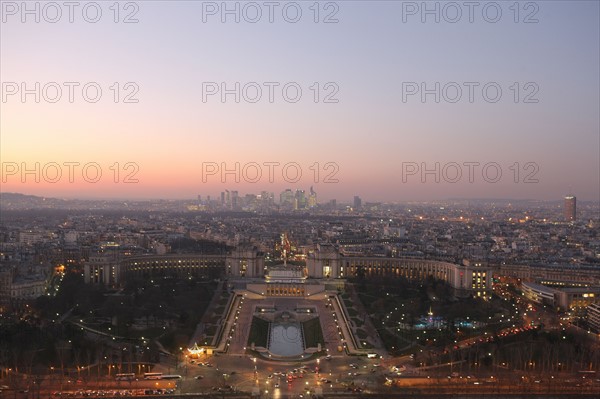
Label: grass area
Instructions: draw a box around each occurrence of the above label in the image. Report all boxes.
[204,325,218,336]
[213,306,226,314]
[346,307,359,317]
[206,315,221,324]
[356,328,368,339]
[302,318,325,349]
[217,296,230,306]
[247,317,270,348]
[379,328,413,356]
[360,341,374,349]
[127,326,167,339]
[351,317,364,327]
[349,277,519,356]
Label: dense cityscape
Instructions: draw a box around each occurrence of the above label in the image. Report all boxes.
[1,191,599,398]
[2,1,599,398]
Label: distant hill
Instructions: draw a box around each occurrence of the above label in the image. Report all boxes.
[0,192,71,210]
[0,192,192,211]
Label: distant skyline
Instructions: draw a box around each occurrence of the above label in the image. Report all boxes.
[3,191,600,208]
[1,1,599,202]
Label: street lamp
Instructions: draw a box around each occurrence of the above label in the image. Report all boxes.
[252,358,258,384]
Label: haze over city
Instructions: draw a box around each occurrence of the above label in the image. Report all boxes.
[2,2,600,398]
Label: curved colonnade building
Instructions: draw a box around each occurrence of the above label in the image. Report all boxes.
[306,244,491,298]
[84,248,264,284]
[84,244,491,298]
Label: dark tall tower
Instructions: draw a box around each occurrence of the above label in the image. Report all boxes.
[564,196,576,221]
[353,196,362,209]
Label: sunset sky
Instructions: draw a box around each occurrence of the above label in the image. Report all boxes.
[1,1,599,202]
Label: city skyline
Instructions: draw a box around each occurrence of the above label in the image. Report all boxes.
[2,3,599,395]
[1,1,599,202]
[1,188,599,206]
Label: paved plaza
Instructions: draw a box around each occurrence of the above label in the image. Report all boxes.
[225,293,348,357]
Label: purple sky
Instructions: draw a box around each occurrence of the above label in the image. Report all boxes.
[1,1,599,202]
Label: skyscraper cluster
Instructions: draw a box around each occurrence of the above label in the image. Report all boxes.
[280,187,318,210]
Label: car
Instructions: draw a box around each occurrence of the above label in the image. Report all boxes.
[325,355,332,360]
[194,375,204,380]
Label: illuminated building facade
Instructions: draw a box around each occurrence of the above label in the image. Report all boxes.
[522,281,600,312]
[84,247,265,284]
[588,302,600,332]
[565,195,576,221]
[306,244,491,298]
[496,263,600,286]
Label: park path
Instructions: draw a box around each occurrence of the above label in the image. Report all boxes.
[346,284,384,350]
[188,280,224,348]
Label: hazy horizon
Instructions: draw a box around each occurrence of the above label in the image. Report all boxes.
[2,190,600,206]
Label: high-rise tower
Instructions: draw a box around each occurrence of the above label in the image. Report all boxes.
[564,196,576,221]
